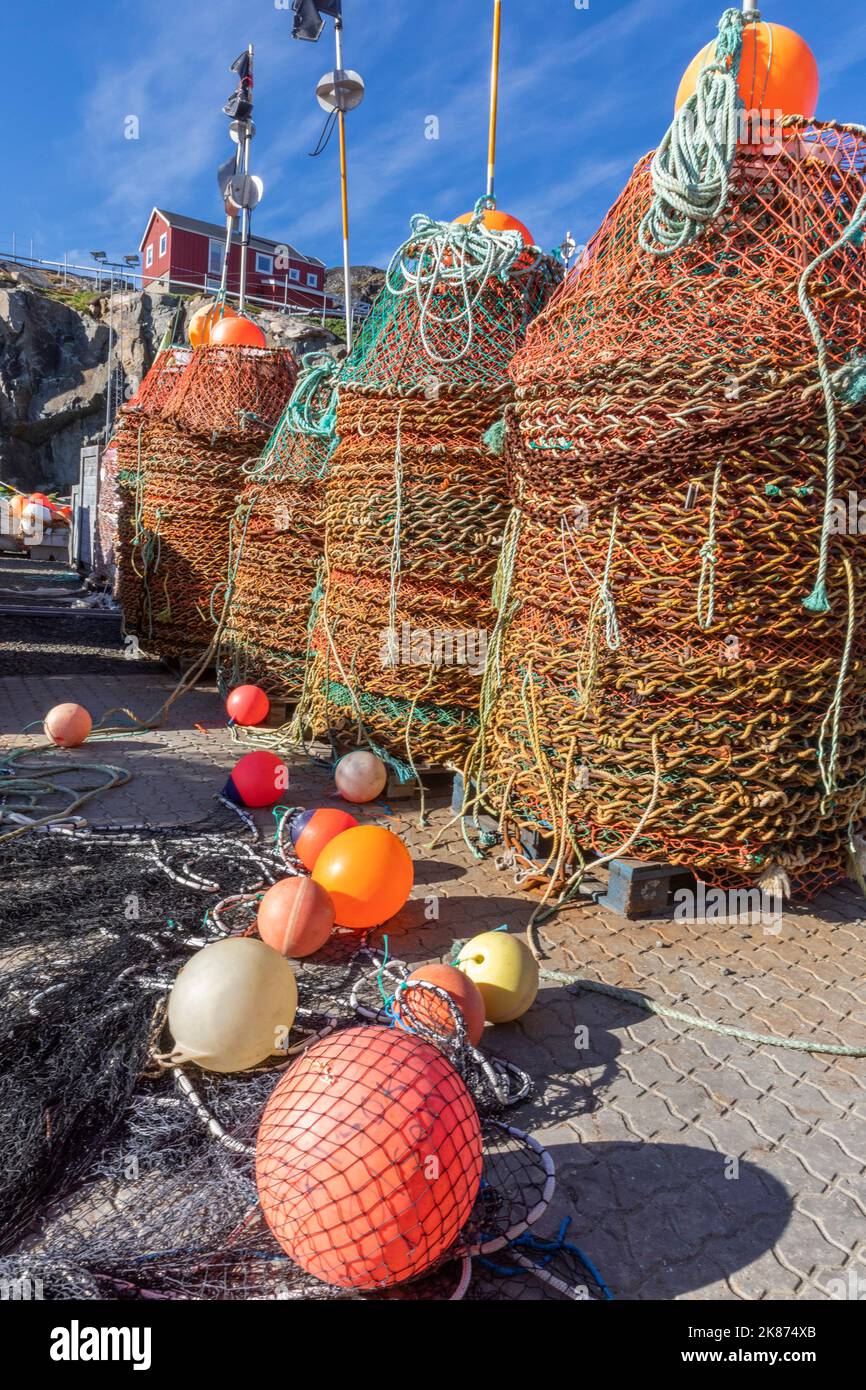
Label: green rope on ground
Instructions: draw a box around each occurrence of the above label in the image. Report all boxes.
[639,8,745,257]
[384,194,542,366]
[798,168,866,613]
[540,970,866,1057]
[0,746,133,843]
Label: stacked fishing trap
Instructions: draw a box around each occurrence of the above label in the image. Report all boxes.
[124,345,297,666]
[468,117,866,896]
[97,347,191,596]
[296,203,561,772]
[218,352,340,702]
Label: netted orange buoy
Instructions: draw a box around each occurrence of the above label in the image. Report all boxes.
[255,1025,483,1288]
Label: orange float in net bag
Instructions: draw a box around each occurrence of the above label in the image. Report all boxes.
[255,1025,483,1289]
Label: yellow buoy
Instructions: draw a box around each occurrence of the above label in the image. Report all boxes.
[454,931,539,1024]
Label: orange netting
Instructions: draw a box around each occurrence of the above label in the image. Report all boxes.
[97,348,194,595]
[120,346,297,665]
[219,353,339,702]
[468,119,866,897]
[292,209,562,772]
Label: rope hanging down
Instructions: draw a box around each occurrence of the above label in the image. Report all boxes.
[639,7,745,256]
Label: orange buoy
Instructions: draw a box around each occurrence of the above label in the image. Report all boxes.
[257,876,335,958]
[255,1025,483,1288]
[454,207,534,245]
[44,703,92,748]
[210,314,267,349]
[395,963,486,1046]
[675,22,819,124]
[189,301,237,349]
[291,806,358,872]
[312,825,413,931]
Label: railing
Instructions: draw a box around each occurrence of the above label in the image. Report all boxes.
[0,248,369,322]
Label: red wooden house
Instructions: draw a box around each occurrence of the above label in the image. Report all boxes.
[139,208,330,312]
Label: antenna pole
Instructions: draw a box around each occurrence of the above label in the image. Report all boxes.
[238,42,254,315]
[335,16,353,351]
[487,0,502,199]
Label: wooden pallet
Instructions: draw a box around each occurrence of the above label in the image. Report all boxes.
[598,857,697,920]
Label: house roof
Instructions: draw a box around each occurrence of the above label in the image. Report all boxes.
[139,207,325,267]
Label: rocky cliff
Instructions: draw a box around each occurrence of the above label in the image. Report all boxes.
[0,261,358,493]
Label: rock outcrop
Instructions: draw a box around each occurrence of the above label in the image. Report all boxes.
[0,263,362,492]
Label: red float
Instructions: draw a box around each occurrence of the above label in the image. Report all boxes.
[223,750,287,808]
[256,1026,483,1288]
[226,684,270,726]
[210,315,267,349]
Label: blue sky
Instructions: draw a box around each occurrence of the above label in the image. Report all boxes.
[5,0,866,274]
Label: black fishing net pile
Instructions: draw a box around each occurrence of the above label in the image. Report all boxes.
[0,817,603,1301]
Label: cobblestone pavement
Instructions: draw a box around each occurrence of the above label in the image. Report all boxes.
[3,573,866,1301]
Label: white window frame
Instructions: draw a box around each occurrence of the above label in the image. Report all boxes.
[306,271,318,288]
[255,251,273,275]
[288,267,300,282]
[145,243,153,269]
[208,238,224,277]
[158,231,167,258]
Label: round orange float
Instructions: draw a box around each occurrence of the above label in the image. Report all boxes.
[255,1025,483,1288]
[454,207,534,245]
[395,963,486,1046]
[210,314,267,349]
[189,301,237,349]
[257,876,335,958]
[675,21,819,123]
[311,825,413,930]
[44,703,92,748]
[291,806,358,872]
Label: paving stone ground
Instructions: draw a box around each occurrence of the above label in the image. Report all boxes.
[2,557,866,1301]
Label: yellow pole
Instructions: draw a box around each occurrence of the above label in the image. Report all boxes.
[487,0,502,199]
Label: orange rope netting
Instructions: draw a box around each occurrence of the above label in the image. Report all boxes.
[468,120,866,896]
[121,345,297,665]
[293,209,562,773]
[219,353,340,703]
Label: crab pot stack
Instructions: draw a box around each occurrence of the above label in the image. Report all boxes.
[219,353,340,702]
[297,211,561,771]
[471,120,866,896]
[125,345,297,665]
[97,347,192,597]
